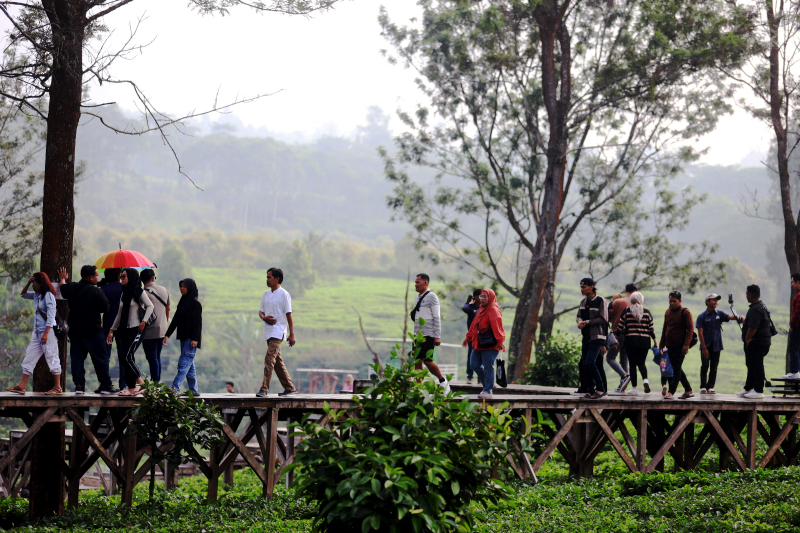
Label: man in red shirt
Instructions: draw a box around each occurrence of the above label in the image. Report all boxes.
[783,273,800,379]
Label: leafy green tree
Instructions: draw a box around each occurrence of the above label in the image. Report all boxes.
[718,1,800,370]
[281,239,317,297]
[379,0,753,381]
[156,245,194,297]
[288,330,538,533]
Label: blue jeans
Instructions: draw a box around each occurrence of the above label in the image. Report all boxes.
[581,342,606,393]
[69,331,112,389]
[172,340,198,394]
[466,342,474,380]
[141,338,163,382]
[790,329,800,373]
[470,349,499,394]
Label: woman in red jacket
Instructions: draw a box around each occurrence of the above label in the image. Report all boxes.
[462,288,505,400]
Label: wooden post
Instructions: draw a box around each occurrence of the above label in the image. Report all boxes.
[747,410,758,470]
[286,417,295,489]
[637,409,647,473]
[207,446,219,503]
[120,430,136,506]
[67,415,84,509]
[223,412,234,488]
[165,461,179,490]
[264,408,278,499]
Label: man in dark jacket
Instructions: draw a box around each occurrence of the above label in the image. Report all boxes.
[98,269,124,390]
[658,291,694,400]
[576,278,608,398]
[57,265,116,394]
[461,288,482,384]
[738,284,772,399]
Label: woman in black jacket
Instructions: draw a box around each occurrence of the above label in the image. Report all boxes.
[165,278,202,396]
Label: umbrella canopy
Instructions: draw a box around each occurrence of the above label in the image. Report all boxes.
[94,250,156,272]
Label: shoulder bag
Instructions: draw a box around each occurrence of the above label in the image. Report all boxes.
[36,299,68,340]
[137,294,158,327]
[682,308,699,348]
[495,358,508,387]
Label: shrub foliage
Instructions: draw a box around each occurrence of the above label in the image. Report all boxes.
[288,341,535,533]
[519,331,581,388]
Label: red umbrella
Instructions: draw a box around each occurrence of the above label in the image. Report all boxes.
[94,250,156,272]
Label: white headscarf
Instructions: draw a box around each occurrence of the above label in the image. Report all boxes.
[630,291,644,321]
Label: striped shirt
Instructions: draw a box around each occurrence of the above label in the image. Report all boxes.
[614,307,656,341]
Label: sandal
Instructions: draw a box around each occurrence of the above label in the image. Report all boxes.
[118,388,132,396]
[44,387,63,395]
[131,386,143,396]
[582,393,598,400]
[5,385,25,394]
[680,392,694,399]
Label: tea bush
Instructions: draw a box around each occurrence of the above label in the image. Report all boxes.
[288,343,536,533]
[519,331,581,388]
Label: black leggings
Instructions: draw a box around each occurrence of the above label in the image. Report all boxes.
[116,327,143,389]
[626,340,650,388]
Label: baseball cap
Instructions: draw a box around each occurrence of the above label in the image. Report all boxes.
[580,277,595,287]
[705,293,722,303]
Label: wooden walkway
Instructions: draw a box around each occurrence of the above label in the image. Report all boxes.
[1,387,799,508]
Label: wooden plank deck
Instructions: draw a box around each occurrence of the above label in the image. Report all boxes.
[0,388,798,512]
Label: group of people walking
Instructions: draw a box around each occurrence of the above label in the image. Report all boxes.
[575,277,779,400]
[6,266,203,396]
[5,264,301,398]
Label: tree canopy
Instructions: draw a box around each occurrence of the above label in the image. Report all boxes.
[379,0,754,380]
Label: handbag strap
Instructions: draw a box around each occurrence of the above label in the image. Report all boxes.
[146,289,168,308]
[413,291,430,315]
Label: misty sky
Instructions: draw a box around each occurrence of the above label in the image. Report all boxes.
[8,1,775,166]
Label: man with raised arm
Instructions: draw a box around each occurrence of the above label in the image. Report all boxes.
[57,265,115,395]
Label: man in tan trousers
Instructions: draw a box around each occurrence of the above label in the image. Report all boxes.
[255,267,297,397]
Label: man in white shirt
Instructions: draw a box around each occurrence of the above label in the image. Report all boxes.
[256,267,298,397]
[411,273,450,393]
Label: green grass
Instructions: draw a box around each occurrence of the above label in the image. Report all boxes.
[4,467,800,532]
[193,269,410,338]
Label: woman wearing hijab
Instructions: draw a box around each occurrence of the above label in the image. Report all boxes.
[165,278,202,396]
[6,272,62,394]
[107,268,154,396]
[613,291,657,395]
[462,288,505,400]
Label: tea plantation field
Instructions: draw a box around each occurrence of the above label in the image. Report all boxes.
[2,466,799,532]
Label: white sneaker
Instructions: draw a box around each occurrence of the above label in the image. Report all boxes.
[700,388,708,394]
[626,388,639,395]
[440,378,451,394]
[707,388,716,394]
[785,372,800,380]
[477,391,493,400]
[744,391,765,399]
[466,378,473,385]
[736,389,750,397]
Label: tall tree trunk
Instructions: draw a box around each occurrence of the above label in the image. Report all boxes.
[766,0,800,373]
[537,264,558,344]
[508,0,572,383]
[30,0,85,518]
